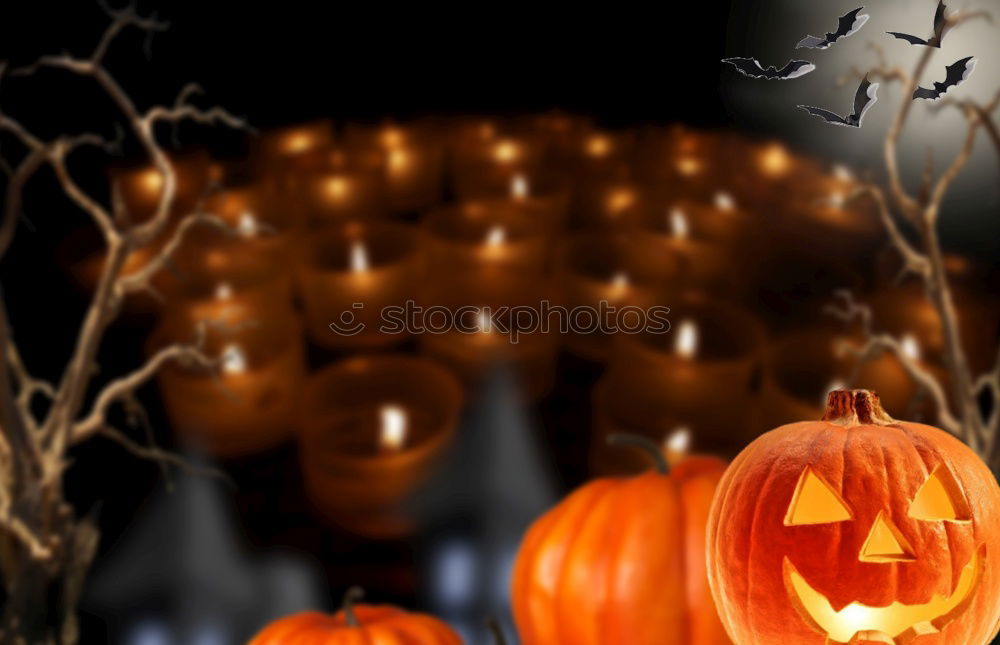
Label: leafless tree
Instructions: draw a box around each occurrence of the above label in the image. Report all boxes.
[0,4,247,642]
[828,7,1000,473]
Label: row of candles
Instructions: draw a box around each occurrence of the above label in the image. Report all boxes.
[66,115,1000,537]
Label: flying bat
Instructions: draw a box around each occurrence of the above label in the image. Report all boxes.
[798,76,879,127]
[721,58,816,80]
[913,57,977,100]
[888,0,948,47]
[797,7,869,49]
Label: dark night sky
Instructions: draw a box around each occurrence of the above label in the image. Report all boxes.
[0,1,735,129]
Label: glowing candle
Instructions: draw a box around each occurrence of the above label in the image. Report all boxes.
[675,319,699,359]
[714,191,736,212]
[511,174,529,200]
[350,240,370,274]
[485,225,506,248]
[379,404,408,452]
[297,355,463,537]
[214,282,233,301]
[758,143,791,178]
[221,344,247,375]
[670,209,690,240]
[664,426,692,466]
[901,334,922,361]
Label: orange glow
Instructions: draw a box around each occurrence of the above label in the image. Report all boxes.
[676,156,702,177]
[493,139,520,163]
[324,176,349,200]
[139,169,164,195]
[784,467,853,526]
[214,282,233,301]
[908,465,972,522]
[607,189,635,214]
[283,131,314,155]
[380,127,404,149]
[759,143,791,177]
[586,135,611,158]
[785,549,981,644]
[388,148,409,172]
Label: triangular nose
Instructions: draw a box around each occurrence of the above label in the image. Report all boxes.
[859,511,916,563]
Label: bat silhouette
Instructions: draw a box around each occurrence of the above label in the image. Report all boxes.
[722,58,816,80]
[888,0,948,47]
[797,7,869,49]
[913,57,977,100]
[798,76,879,127]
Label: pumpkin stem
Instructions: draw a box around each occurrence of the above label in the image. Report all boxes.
[607,433,669,474]
[823,389,896,426]
[486,617,508,645]
[342,586,365,627]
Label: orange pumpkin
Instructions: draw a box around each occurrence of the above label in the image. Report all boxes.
[707,389,1000,645]
[249,587,462,644]
[512,434,731,644]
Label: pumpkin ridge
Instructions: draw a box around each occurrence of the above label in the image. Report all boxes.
[568,480,628,645]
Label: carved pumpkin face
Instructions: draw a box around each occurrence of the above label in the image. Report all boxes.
[707,390,1000,645]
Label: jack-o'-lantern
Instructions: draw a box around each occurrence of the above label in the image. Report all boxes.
[707,390,1000,645]
[513,433,731,644]
[248,587,462,644]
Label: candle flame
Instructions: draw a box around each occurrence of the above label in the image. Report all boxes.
[675,318,699,359]
[388,148,409,172]
[511,174,529,200]
[379,404,408,451]
[350,241,370,273]
[381,127,404,149]
[610,271,629,292]
[759,143,791,177]
[714,191,736,212]
[676,156,702,177]
[283,132,313,155]
[221,344,247,375]
[670,208,689,239]
[476,308,493,334]
[664,426,692,460]
[901,334,922,361]
[833,164,854,182]
[587,135,611,158]
[493,140,519,163]
[237,211,258,237]
[214,282,233,301]
[325,176,349,200]
[607,188,635,215]
[140,169,164,194]
[486,225,506,247]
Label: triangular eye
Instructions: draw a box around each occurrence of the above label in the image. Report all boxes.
[785,467,854,526]
[908,465,972,522]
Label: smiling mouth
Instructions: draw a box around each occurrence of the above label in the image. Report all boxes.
[784,546,984,644]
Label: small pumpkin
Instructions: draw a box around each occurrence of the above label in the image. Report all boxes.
[511,434,731,644]
[249,587,462,644]
[707,389,1000,645]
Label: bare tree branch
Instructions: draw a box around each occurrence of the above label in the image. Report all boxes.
[848,185,930,280]
[827,291,962,437]
[71,328,216,444]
